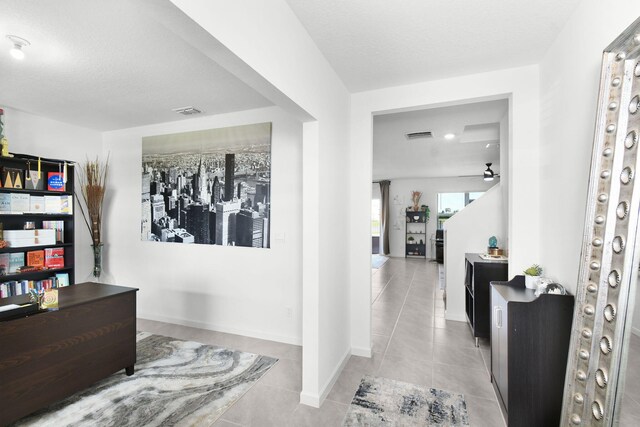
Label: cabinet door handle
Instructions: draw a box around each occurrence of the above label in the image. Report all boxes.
[495,306,502,328]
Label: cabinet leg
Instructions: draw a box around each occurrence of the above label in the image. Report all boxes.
[125,366,134,376]
[475,338,479,348]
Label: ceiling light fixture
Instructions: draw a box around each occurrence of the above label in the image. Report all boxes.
[444,133,456,140]
[6,35,30,60]
[483,163,495,181]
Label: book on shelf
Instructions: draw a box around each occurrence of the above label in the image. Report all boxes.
[0,194,10,212]
[60,195,72,214]
[10,193,30,213]
[55,272,69,287]
[0,277,61,298]
[44,247,64,269]
[26,250,45,268]
[44,195,62,213]
[2,167,24,189]
[9,253,24,274]
[30,195,45,213]
[0,193,71,215]
[0,253,9,276]
[24,170,44,190]
[47,172,65,192]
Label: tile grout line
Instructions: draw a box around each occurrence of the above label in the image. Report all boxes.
[377,261,420,376]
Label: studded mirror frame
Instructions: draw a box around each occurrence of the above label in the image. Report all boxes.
[561,18,640,426]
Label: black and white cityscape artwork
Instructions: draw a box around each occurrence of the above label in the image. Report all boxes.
[141,122,272,248]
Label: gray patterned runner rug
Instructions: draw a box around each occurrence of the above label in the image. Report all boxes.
[343,375,470,426]
[13,332,278,427]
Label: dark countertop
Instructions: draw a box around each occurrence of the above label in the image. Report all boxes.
[465,252,508,265]
[58,282,138,309]
[492,282,537,303]
[0,283,138,321]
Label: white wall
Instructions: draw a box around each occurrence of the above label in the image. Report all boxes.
[350,65,540,361]
[499,113,509,248]
[1,106,103,280]
[387,178,498,258]
[539,0,640,294]
[102,106,303,344]
[444,185,504,321]
[170,0,352,406]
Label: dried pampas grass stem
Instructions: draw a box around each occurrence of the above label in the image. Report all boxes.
[76,155,109,246]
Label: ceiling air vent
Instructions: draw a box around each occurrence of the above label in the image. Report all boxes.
[405,131,433,140]
[172,106,202,115]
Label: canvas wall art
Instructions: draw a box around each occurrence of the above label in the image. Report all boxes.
[141,122,271,248]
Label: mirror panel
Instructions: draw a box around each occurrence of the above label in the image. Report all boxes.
[561,17,640,426]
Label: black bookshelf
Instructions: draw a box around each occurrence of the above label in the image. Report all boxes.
[405,209,427,258]
[0,153,75,298]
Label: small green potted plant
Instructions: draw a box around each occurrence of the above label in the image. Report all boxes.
[407,236,415,244]
[523,264,543,290]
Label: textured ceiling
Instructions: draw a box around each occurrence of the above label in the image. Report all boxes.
[373,99,508,180]
[285,0,581,92]
[0,0,272,131]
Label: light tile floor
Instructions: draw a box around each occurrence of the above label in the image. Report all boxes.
[137,258,499,426]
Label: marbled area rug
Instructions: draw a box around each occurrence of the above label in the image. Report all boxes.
[343,375,470,426]
[13,332,278,427]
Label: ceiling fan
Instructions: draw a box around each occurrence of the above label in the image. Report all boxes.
[457,163,500,180]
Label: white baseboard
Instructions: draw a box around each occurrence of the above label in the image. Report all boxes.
[299,347,352,408]
[299,391,320,408]
[137,312,302,346]
[299,347,351,408]
[633,327,640,337]
[351,346,372,358]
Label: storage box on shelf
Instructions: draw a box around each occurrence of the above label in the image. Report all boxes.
[405,209,427,258]
[0,154,75,300]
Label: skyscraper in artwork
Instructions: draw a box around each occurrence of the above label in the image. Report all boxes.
[186,202,210,244]
[211,176,221,205]
[215,200,241,245]
[224,153,235,201]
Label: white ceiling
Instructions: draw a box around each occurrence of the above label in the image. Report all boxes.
[0,0,272,131]
[285,0,581,92]
[0,0,577,140]
[373,99,508,180]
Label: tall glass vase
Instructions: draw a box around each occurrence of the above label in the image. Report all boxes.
[91,243,103,281]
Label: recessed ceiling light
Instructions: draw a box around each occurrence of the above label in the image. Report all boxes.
[444,133,455,140]
[6,35,30,60]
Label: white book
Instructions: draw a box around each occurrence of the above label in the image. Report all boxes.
[0,194,11,212]
[30,195,45,213]
[44,195,62,213]
[10,193,30,213]
[60,195,73,214]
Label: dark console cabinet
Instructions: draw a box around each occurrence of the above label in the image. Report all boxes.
[464,253,508,346]
[0,283,138,425]
[490,277,574,427]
